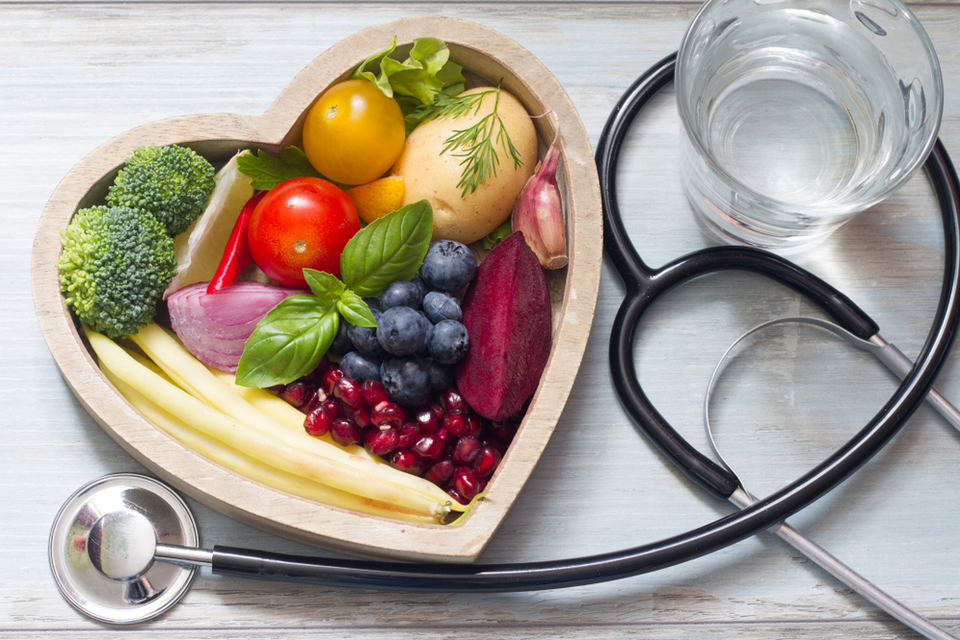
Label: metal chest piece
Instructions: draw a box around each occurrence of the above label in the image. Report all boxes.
[48,473,199,625]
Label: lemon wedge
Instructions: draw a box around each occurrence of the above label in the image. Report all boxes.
[164,151,255,297]
[346,175,404,224]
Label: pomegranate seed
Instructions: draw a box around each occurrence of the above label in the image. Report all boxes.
[364,427,400,457]
[303,389,327,414]
[424,456,457,485]
[446,485,467,505]
[342,402,371,428]
[441,388,467,413]
[309,356,331,380]
[491,420,516,444]
[320,367,345,394]
[453,435,482,466]
[473,445,502,478]
[482,437,508,455]
[303,404,334,437]
[414,405,441,434]
[371,402,405,430]
[361,379,390,407]
[466,413,486,438]
[453,466,480,501]
[280,381,311,408]
[443,411,472,437]
[390,448,424,475]
[330,417,362,447]
[322,398,341,420]
[413,434,446,460]
[333,376,362,408]
[398,423,424,449]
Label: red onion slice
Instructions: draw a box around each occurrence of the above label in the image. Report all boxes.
[167,281,303,373]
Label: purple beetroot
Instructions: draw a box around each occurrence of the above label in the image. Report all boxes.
[455,232,552,421]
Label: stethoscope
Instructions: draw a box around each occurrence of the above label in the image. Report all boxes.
[50,54,960,630]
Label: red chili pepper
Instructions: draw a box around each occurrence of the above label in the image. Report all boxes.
[206,190,267,294]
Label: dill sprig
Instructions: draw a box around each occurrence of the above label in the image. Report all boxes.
[410,83,524,197]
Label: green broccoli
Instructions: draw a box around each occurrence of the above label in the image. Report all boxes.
[57,205,178,338]
[106,145,216,237]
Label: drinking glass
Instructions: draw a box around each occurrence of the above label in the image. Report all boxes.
[676,0,943,249]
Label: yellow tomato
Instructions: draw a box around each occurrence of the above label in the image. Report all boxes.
[302,79,406,186]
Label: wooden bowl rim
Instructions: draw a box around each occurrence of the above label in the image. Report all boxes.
[31,16,603,562]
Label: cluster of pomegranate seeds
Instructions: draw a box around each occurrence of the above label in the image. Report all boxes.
[276,357,516,504]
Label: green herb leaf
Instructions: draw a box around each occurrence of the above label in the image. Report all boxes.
[236,147,322,190]
[303,269,345,306]
[353,36,400,96]
[281,146,321,180]
[340,199,433,297]
[482,218,513,250]
[352,36,466,106]
[338,289,376,327]
[234,294,338,387]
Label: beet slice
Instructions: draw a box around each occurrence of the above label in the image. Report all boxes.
[455,232,552,421]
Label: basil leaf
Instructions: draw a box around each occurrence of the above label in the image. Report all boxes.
[303,269,345,306]
[338,289,376,327]
[236,147,321,190]
[340,200,433,297]
[234,294,338,387]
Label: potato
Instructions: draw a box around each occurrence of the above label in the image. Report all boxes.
[392,87,538,245]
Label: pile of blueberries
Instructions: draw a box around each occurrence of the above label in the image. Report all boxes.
[330,239,478,408]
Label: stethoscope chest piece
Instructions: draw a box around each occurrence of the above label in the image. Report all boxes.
[48,473,199,625]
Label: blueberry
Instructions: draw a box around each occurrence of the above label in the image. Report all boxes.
[428,319,470,365]
[416,311,434,357]
[423,356,456,390]
[339,351,382,382]
[411,273,428,300]
[380,356,431,407]
[379,279,424,310]
[377,306,428,356]
[419,240,478,292]
[363,296,381,311]
[327,320,354,356]
[422,291,463,324]
[347,307,384,357]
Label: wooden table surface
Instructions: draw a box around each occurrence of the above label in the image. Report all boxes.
[3,2,959,638]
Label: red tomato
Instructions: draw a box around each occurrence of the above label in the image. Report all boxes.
[247,177,360,286]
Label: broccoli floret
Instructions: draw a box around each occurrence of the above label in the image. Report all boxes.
[57,205,178,338]
[106,145,216,237]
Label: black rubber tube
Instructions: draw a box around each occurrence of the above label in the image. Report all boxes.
[208,54,960,592]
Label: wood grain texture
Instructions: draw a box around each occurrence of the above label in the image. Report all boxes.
[3,2,960,638]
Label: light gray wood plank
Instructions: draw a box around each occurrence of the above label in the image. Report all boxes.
[2,2,959,638]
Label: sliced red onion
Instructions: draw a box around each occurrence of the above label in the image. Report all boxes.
[167,281,303,373]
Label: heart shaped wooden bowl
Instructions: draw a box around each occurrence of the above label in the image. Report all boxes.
[31,16,602,562]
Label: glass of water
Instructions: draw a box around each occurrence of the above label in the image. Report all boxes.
[676,0,943,250]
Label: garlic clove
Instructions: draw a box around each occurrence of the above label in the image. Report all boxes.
[511,125,568,269]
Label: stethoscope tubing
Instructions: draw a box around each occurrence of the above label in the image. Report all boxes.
[205,53,960,594]
[599,53,960,566]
